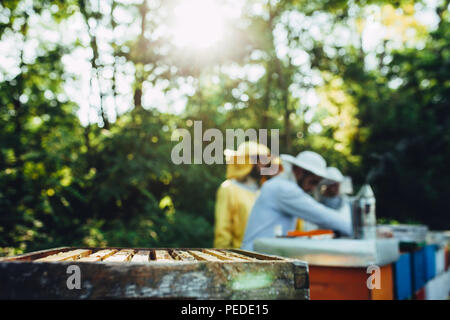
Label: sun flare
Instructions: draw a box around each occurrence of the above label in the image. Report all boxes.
[171,0,226,49]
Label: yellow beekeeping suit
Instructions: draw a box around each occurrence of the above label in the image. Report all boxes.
[213,179,259,248]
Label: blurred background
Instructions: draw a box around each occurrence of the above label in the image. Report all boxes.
[0,0,449,256]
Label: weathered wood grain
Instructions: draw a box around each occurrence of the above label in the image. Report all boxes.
[0,247,72,262]
[103,249,135,262]
[228,249,284,260]
[34,249,92,262]
[188,250,222,262]
[130,250,150,263]
[78,249,118,262]
[171,250,196,261]
[153,250,174,262]
[0,260,308,299]
[202,249,247,262]
[0,247,310,300]
[216,250,256,261]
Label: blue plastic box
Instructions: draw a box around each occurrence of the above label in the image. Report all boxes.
[394,253,413,300]
[411,248,426,292]
[424,245,437,281]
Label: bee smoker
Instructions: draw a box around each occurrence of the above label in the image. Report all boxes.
[351,184,377,239]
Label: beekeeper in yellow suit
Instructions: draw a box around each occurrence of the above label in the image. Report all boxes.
[214,141,280,248]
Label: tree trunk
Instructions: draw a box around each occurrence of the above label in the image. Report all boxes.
[80,0,110,129]
[132,2,148,112]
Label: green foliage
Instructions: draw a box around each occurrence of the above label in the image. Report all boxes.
[1,0,449,256]
[310,8,450,229]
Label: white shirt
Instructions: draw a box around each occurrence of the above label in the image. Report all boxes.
[241,175,353,250]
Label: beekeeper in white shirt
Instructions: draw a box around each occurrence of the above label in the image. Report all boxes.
[242,151,352,251]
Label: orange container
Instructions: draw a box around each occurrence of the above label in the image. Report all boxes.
[287,229,335,238]
[309,264,394,300]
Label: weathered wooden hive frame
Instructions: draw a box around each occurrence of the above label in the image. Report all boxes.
[0,247,309,300]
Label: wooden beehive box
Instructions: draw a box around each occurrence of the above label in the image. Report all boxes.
[0,247,309,300]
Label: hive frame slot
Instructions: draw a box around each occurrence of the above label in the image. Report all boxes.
[103,249,135,262]
[78,249,118,262]
[187,250,222,262]
[153,250,175,262]
[170,250,196,261]
[201,249,247,261]
[35,249,92,262]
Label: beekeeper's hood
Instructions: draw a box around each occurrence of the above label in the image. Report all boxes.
[322,167,345,184]
[224,141,272,180]
[322,167,354,195]
[280,151,328,182]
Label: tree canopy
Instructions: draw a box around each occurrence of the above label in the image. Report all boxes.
[1,0,449,256]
